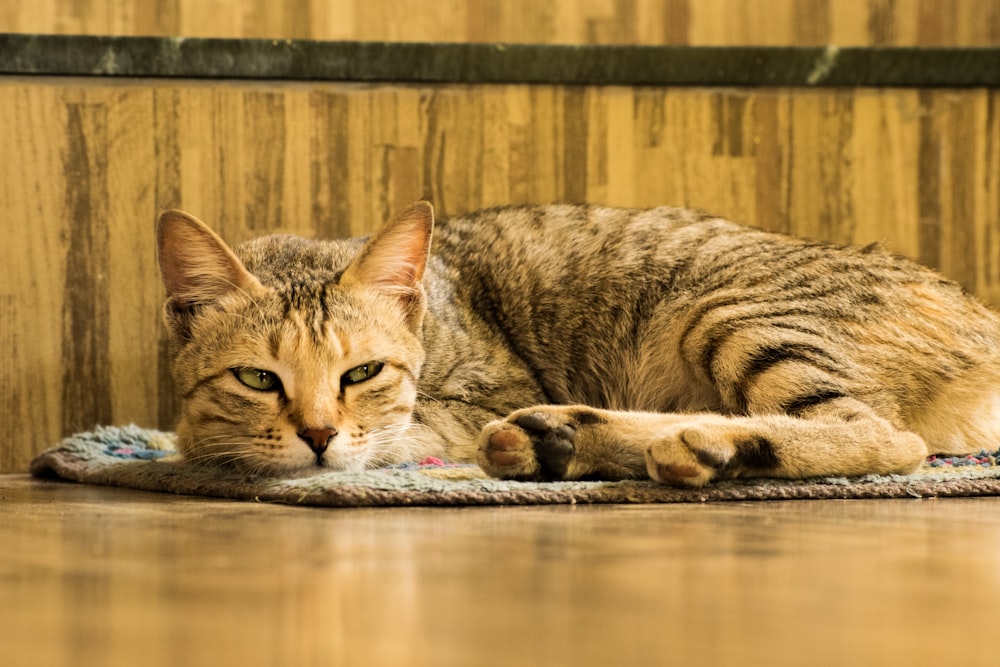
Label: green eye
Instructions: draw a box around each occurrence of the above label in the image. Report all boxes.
[233,367,280,391]
[342,361,385,386]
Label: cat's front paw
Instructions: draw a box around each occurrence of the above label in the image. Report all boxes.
[644,424,749,487]
[476,409,578,481]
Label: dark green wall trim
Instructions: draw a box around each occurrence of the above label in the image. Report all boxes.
[1,34,998,87]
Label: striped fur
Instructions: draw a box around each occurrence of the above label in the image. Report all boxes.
[157,203,1000,486]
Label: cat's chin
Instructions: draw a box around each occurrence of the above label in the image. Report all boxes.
[248,457,372,479]
[266,466,357,480]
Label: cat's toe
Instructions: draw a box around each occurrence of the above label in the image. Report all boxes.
[477,421,541,479]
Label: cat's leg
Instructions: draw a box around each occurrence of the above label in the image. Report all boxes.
[641,399,928,486]
[476,399,928,486]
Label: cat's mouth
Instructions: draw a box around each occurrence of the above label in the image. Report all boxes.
[308,443,375,475]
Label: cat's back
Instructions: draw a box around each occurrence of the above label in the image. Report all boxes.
[430,204,720,274]
[428,203,993,323]
[426,204,734,311]
[427,204,1000,411]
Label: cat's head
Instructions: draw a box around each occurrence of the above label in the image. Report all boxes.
[156,202,434,475]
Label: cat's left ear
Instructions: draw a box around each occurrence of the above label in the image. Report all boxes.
[341,201,434,330]
[157,209,263,306]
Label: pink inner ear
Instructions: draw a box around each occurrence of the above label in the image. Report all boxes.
[375,230,431,287]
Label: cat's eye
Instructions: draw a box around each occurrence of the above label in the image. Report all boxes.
[342,361,385,386]
[233,367,281,391]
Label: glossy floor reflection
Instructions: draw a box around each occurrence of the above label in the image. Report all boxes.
[3,475,998,666]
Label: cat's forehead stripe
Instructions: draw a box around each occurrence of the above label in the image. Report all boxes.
[277,310,344,360]
[270,280,348,348]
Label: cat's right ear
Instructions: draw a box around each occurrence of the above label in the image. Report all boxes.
[156,210,262,307]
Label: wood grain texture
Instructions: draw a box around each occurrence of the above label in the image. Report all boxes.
[1,0,999,46]
[4,477,1000,666]
[1,77,997,472]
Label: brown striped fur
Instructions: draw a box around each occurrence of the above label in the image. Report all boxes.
[157,202,1000,486]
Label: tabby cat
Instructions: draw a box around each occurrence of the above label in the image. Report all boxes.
[156,202,1000,486]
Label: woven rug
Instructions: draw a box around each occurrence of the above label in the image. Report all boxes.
[28,425,1000,507]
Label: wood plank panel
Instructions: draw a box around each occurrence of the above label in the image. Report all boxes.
[0,77,998,471]
[1,0,998,46]
[1,83,70,472]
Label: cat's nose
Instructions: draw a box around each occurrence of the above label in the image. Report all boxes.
[297,426,338,454]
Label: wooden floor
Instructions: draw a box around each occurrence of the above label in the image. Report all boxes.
[3,475,998,666]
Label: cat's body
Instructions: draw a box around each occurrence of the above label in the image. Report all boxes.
[157,202,1000,486]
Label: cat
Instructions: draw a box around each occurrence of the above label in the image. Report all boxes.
[156,201,1000,487]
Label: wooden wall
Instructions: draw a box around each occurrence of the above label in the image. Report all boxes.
[1,0,999,46]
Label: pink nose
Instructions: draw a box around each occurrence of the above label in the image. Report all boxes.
[297,427,337,454]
